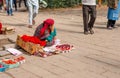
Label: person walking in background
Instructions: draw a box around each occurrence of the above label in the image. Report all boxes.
[82,0,101,35]
[0,0,3,11]
[107,0,120,29]
[13,0,17,11]
[19,0,27,8]
[27,0,39,28]
[6,0,13,16]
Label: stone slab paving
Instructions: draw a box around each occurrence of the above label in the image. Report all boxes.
[0,6,120,78]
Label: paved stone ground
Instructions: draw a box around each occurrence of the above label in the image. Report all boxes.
[0,6,120,78]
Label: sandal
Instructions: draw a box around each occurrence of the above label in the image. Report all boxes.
[32,20,35,25]
[28,25,32,28]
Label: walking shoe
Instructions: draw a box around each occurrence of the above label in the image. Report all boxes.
[107,26,112,30]
[84,31,89,35]
[32,20,35,25]
[28,25,32,28]
[11,14,14,16]
[89,29,94,34]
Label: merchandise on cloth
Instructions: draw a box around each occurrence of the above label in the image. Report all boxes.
[43,39,60,52]
[1,59,19,69]
[34,43,74,58]
[6,48,22,56]
[0,56,25,71]
[33,39,60,58]
[21,35,46,46]
[56,44,74,53]
[14,56,25,64]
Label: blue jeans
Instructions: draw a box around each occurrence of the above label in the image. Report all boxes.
[6,0,13,15]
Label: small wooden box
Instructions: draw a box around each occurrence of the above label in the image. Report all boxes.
[16,35,43,54]
[1,27,15,35]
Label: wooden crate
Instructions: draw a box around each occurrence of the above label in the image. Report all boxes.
[16,35,43,54]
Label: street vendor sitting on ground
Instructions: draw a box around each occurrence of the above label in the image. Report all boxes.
[34,18,57,47]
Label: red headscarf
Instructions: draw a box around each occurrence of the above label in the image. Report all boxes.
[40,19,54,36]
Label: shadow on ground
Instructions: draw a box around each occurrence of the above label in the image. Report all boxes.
[3,23,27,27]
[57,28,83,34]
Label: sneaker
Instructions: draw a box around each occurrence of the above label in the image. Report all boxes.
[11,14,13,16]
[107,26,113,30]
[84,31,89,35]
[89,29,94,34]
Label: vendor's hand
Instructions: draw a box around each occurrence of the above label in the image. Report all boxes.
[51,25,54,32]
[45,40,48,42]
[54,36,57,40]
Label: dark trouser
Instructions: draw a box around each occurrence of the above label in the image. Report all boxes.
[0,1,2,10]
[0,5,2,10]
[82,5,96,32]
[19,0,27,7]
[13,0,17,11]
[6,0,13,15]
[107,20,116,27]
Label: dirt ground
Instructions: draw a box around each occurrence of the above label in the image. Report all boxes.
[0,5,120,78]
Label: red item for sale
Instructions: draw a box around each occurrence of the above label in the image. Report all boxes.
[0,22,2,34]
[21,35,46,46]
[2,60,16,64]
[56,44,73,51]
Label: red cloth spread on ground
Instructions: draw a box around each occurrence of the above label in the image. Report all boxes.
[21,35,46,46]
[40,19,54,37]
[0,22,2,34]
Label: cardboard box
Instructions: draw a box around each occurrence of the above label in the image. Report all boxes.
[16,35,43,54]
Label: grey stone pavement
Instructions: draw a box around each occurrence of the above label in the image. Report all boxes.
[0,6,120,78]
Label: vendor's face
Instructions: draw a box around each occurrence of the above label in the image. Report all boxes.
[49,25,53,30]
